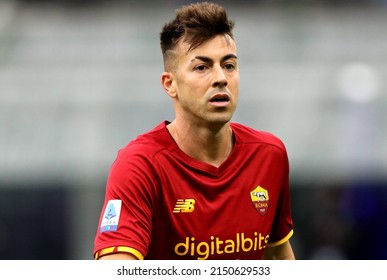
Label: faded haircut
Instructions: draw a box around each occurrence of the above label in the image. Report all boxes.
[160,2,235,71]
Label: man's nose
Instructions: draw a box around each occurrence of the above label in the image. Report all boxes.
[212,65,228,88]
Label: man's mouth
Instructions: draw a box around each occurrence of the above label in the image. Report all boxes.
[210,93,230,103]
[209,93,230,108]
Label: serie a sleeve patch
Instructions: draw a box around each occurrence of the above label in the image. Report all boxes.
[100,199,122,233]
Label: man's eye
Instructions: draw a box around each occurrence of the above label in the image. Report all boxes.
[224,63,235,70]
[195,65,207,71]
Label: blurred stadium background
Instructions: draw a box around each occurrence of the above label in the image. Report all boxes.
[0,0,386,259]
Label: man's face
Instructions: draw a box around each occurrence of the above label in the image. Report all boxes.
[171,34,239,127]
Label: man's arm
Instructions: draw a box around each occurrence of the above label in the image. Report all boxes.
[262,240,295,260]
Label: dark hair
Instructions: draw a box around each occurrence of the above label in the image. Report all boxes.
[160,2,235,68]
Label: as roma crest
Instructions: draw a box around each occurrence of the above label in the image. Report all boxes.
[250,186,269,216]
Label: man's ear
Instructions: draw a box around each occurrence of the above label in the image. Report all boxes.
[161,72,177,98]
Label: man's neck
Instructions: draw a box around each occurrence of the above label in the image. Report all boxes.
[166,120,234,167]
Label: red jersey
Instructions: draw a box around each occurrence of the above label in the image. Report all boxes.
[94,121,294,260]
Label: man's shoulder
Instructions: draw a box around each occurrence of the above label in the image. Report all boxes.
[231,122,286,150]
[119,121,170,156]
[108,122,169,181]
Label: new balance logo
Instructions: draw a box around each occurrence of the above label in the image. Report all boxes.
[173,199,195,213]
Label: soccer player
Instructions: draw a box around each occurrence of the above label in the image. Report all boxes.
[93,1,295,260]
